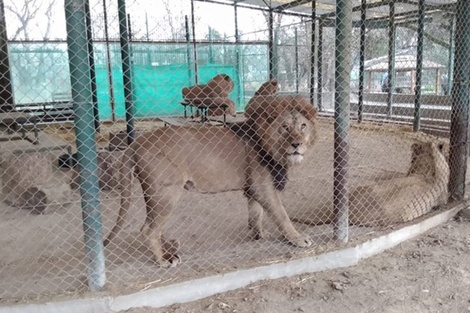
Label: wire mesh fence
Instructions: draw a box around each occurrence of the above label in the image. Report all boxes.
[0,0,468,307]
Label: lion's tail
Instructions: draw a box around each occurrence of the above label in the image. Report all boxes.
[104,146,135,246]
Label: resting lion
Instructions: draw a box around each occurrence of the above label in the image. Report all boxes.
[182,74,236,116]
[253,79,280,97]
[104,95,318,267]
[293,141,449,227]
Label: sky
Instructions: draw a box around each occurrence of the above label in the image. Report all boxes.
[3,0,283,41]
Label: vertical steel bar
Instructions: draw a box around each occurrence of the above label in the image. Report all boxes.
[386,0,396,117]
[294,27,299,93]
[65,0,105,291]
[334,0,352,243]
[447,14,456,95]
[448,0,470,201]
[117,0,135,144]
[190,0,199,84]
[145,12,150,41]
[234,2,242,107]
[268,9,275,80]
[208,26,214,64]
[0,0,13,113]
[103,0,116,122]
[310,1,316,107]
[185,15,193,85]
[413,0,425,132]
[84,0,100,132]
[358,0,366,123]
[317,18,323,111]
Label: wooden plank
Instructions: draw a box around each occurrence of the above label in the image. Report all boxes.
[157,117,190,127]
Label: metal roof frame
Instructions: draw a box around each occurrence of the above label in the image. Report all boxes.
[195,0,457,22]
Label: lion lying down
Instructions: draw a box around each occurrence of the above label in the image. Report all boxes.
[104,95,318,267]
[294,141,449,227]
[181,74,236,116]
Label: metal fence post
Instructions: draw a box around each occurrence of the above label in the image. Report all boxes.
[357,0,366,123]
[334,0,352,242]
[386,0,396,117]
[310,1,316,108]
[413,0,425,132]
[117,0,135,144]
[190,0,199,84]
[448,0,470,201]
[84,0,100,133]
[0,0,13,112]
[64,0,106,291]
[268,9,275,79]
[317,18,323,111]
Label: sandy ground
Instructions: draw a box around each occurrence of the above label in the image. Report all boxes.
[0,117,462,305]
[122,216,470,313]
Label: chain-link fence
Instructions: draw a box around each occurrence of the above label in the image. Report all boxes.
[0,0,468,307]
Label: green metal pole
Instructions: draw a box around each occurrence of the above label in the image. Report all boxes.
[413,0,425,132]
[117,0,135,144]
[334,0,352,243]
[65,0,105,291]
[387,0,396,117]
[448,0,470,201]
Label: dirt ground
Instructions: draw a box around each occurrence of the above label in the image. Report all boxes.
[122,216,470,313]
[0,117,463,305]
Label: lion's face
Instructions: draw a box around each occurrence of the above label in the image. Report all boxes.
[259,109,317,167]
[407,141,447,177]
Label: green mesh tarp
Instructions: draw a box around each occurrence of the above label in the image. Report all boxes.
[95,64,242,120]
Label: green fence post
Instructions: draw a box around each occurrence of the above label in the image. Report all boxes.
[448,0,470,201]
[65,0,106,291]
[334,0,352,243]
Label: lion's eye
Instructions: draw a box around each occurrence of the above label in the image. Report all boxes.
[300,123,307,130]
[282,124,289,131]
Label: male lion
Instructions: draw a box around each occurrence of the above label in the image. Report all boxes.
[104,95,318,267]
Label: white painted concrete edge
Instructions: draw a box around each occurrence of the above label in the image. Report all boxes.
[1,203,466,313]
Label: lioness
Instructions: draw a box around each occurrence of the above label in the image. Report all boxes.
[104,95,318,267]
[182,74,236,116]
[293,141,449,227]
[253,80,280,97]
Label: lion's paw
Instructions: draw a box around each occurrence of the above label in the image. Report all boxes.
[156,256,180,269]
[248,229,265,241]
[287,234,313,248]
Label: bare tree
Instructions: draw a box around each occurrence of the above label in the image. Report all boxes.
[4,0,57,40]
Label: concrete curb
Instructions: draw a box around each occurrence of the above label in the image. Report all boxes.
[1,203,465,313]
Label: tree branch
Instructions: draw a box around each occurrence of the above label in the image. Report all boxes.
[400,24,450,49]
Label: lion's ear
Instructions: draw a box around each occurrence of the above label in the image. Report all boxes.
[250,102,282,123]
[300,105,317,121]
